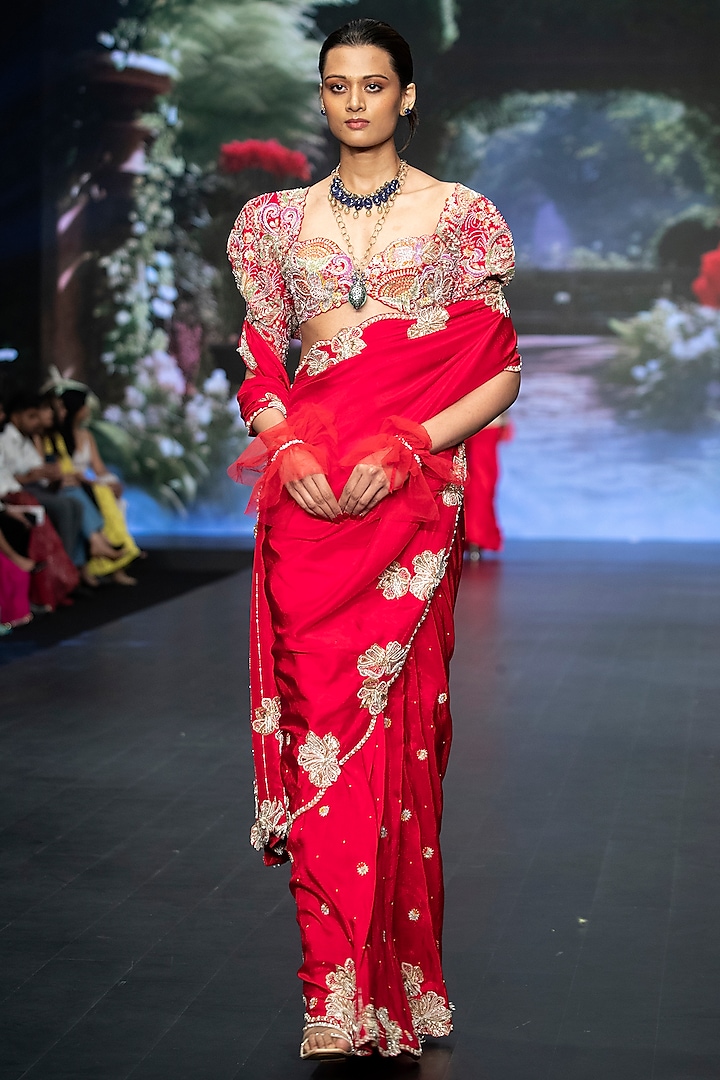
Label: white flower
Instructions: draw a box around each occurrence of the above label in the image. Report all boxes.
[103,405,124,424]
[124,385,146,409]
[203,369,230,397]
[115,310,132,326]
[670,327,718,362]
[185,396,213,429]
[631,365,647,381]
[157,284,178,302]
[145,266,159,284]
[126,409,146,430]
[154,251,173,268]
[151,297,174,320]
[157,436,184,458]
[131,221,147,236]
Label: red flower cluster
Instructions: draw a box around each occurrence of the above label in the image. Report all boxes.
[218,139,311,182]
[692,245,720,309]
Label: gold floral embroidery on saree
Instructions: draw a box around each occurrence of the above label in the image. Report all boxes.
[377,550,450,603]
[409,550,449,601]
[401,962,454,1038]
[250,796,287,851]
[251,695,281,735]
[297,731,341,788]
[357,641,409,717]
[297,324,367,377]
[378,561,412,600]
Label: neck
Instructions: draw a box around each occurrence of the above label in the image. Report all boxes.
[337,141,401,193]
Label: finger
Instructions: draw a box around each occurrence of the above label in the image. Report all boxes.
[295,477,335,520]
[338,466,364,512]
[342,471,375,515]
[305,474,341,517]
[348,471,391,515]
[359,486,391,516]
[299,477,336,520]
[287,481,322,518]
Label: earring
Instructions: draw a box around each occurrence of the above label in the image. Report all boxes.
[320,106,326,115]
[404,106,412,115]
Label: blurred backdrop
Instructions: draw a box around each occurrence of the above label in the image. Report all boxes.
[2,0,720,541]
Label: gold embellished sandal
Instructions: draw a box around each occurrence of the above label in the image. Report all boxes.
[300,1023,352,1060]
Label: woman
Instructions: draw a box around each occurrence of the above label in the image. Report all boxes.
[0,400,79,611]
[52,390,140,586]
[227,20,521,1060]
[0,522,34,630]
[464,412,513,560]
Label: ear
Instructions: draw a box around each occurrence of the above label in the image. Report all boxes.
[401,82,417,114]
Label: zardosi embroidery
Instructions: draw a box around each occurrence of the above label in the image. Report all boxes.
[230,185,516,343]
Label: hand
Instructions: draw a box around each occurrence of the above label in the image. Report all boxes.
[108,481,123,498]
[285,473,341,520]
[339,461,392,517]
[42,463,62,482]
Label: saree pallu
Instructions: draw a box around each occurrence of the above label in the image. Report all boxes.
[233,298,519,1056]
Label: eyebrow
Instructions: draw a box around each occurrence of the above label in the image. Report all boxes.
[323,73,390,81]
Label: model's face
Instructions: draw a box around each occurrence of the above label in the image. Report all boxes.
[320,45,415,151]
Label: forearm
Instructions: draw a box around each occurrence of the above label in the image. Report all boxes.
[423,370,520,453]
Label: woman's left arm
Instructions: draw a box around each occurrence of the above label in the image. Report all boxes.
[87,432,123,495]
[423,369,520,453]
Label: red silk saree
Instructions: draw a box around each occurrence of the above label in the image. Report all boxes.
[227,185,520,1057]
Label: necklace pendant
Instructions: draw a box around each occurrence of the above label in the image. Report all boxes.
[348,272,367,310]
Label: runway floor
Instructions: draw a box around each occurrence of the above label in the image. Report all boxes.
[1,542,719,1080]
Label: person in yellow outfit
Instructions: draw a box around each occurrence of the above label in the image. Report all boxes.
[38,391,141,586]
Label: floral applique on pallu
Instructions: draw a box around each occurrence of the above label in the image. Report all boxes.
[227,184,520,1057]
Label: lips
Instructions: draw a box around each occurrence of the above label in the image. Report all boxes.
[345,119,369,129]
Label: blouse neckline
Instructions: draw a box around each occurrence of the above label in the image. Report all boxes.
[288,182,462,267]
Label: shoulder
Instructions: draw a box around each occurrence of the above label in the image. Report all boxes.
[447,185,512,236]
[228,187,307,255]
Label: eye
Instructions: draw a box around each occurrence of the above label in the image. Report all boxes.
[366,83,383,92]
[329,83,346,93]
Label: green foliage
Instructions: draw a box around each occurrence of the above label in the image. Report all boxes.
[97,359,247,511]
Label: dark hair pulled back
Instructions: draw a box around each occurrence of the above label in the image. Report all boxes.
[59,388,88,457]
[319,19,418,150]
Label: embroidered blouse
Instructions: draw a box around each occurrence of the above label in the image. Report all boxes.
[227,184,517,372]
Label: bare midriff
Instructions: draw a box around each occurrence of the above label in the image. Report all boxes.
[298,298,399,355]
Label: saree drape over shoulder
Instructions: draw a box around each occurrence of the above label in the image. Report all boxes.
[227,184,520,1057]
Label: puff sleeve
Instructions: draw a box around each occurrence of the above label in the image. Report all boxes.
[227,192,298,431]
[449,191,521,372]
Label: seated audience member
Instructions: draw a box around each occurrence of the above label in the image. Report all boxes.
[0,526,33,631]
[0,390,124,587]
[39,392,140,586]
[0,399,79,611]
[0,391,83,559]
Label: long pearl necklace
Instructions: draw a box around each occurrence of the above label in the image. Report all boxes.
[328,159,408,310]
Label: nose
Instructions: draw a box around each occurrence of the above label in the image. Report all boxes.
[346,88,365,113]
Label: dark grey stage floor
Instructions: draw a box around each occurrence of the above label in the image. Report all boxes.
[1,542,719,1080]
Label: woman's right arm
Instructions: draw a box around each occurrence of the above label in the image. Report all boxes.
[228,198,340,520]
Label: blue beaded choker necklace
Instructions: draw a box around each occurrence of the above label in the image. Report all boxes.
[329,162,405,219]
